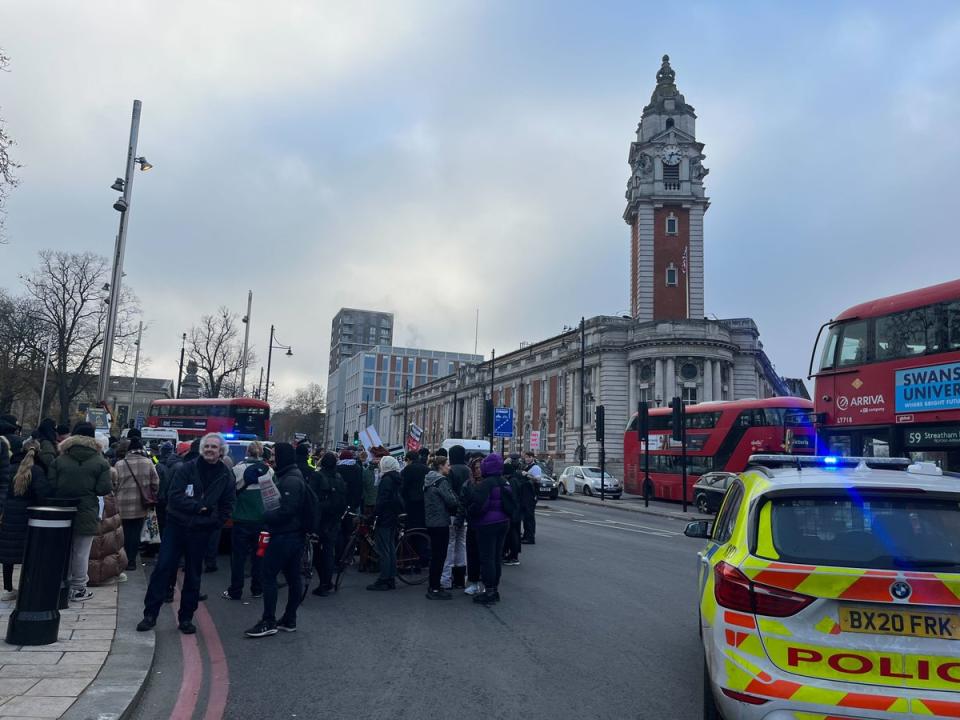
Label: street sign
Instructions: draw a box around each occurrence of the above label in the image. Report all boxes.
[335,441,348,450]
[134,410,145,430]
[493,407,514,438]
[529,430,540,451]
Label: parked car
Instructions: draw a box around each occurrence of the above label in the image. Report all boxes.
[691,471,738,514]
[533,466,559,500]
[558,466,622,499]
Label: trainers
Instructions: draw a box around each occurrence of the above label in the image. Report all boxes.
[277,618,297,632]
[136,615,157,632]
[117,573,128,583]
[0,590,17,601]
[366,580,394,591]
[250,590,263,599]
[426,589,452,600]
[245,620,278,638]
[464,582,484,596]
[178,620,197,634]
[473,591,496,606]
[70,589,94,602]
[311,586,329,597]
[503,559,520,566]
[222,590,240,600]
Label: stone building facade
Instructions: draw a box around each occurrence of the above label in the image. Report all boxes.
[381,55,806,481]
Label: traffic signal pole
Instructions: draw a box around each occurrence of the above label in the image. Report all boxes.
[595,404,605,501]
[638,402,651,507]
[672,397,688,513]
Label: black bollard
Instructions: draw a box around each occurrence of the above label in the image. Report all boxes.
[7,506,77,646]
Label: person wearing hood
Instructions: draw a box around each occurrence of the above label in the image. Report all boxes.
[88,491,127,587]
[423,455,459,600]
[400,450,428,530]
[152,441,175,544]
[223,445,270,601]
[0,439,46,600]
[295,443,314,482]
[367,454,403,591]
[336,449,363,563]
[0,414,22,517]
[113,432,160,571]
[47,423,113,603]
[441,445,470,590]
[138,433,235,635]
[465,453,513,606]
[245,442,307,638]
[32,418,59,471]
[501,459,524,566]
[310,452,346,597]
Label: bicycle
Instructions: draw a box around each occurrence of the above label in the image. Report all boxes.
[394,517,430,586]
[334,512,378,591]
[300,534,316,602]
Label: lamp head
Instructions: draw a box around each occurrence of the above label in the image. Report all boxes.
[135,157,153,172]
[113,197,128,212]
[285,348,293,357]
[111,178,125,192]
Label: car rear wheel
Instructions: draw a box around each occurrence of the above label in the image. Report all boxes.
[612,494,621,500]
[696,494,710,514]
[559,483,567,495]
[549,491,558,500]
[583,485,593,496]
[703,655,722,720]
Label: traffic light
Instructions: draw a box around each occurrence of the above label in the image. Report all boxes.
[342,432,348,443]
[595,404,605,442]
[353,430,360,447]
[637,401,649,440]
[671,397,684,442]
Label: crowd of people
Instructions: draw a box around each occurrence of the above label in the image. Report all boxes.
[0,411,545,642]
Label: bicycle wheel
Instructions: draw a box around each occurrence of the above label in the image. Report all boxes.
[300,538,315,602]
[395,529,430,585]
[334,534,359,591]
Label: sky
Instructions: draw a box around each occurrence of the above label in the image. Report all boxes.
[2,0,960,402]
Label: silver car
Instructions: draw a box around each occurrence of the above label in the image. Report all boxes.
[558,466,622,499]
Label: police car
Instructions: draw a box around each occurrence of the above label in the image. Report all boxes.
[684,454,960,719]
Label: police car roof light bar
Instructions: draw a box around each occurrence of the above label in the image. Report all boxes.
[747,454,912,471]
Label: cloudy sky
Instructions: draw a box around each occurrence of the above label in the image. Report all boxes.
[2,0,959,401]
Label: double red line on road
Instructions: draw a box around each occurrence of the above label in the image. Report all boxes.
[167,584,230,720]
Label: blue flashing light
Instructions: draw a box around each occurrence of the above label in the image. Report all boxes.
[222,432,237,440]
[823,456,839,465]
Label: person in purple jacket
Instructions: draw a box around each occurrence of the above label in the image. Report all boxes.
[465,453,515,606]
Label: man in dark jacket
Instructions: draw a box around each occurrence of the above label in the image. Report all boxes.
[335,449,363,566]
[245,443,306,638]
[138,433,235,635]
[520,452,539,543]
[501,459,524,566]
[368,455,403,591]
[310,452,346,597]
[33,418,59,470]
[400,450,428,529]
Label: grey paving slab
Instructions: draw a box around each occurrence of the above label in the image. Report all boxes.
[0,667,99,680]
[0,654,62,666]
[56,653,106,666]
[0,681,37,696]
[25,679,91,697]
[0,695,75,717]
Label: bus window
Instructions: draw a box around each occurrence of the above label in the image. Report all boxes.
[875,308,931,360]
[946,301,960,351]
[819,325,840,371]
[837,320,868,367]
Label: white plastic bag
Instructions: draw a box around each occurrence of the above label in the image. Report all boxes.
[259,475,281,512]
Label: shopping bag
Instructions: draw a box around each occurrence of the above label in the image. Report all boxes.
[140,509,161,544]
[259,475,282,512]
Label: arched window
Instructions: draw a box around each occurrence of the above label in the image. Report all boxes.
[665,118,674,129]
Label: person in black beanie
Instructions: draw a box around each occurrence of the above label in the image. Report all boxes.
[245,442,307,638]
[309,452,346,597]
[32,418,58,471]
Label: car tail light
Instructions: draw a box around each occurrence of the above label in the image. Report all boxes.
[721,688,768,705]
[714,561,815,618]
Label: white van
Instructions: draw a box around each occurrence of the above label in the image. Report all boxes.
[439,438,491,455]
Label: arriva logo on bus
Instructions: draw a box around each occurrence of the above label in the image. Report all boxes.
[836,394,885,412]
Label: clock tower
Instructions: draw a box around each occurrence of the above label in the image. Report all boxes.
[624,55,709,322]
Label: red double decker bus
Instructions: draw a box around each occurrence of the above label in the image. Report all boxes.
[810,278,960,471]
[623,397,815,501]
[146,398,271,440]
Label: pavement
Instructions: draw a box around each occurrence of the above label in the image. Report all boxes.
[0,565,153,720]
[556,491,713,522]
[129,503,709,720]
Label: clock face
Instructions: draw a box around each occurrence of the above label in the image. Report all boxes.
[661,144,682,166]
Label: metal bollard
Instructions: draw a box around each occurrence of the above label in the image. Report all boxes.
[6,507,77,646]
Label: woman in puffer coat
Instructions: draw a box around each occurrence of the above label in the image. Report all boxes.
[112,436,159,571]
[423,455,459,600]
[88,492,127,586]
[0,440,45,601]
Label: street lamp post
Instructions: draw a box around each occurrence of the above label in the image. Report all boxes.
[97,99,152,406]
[239,290,252,396]
[578,316,585,465]
[37,335,53,426]
[264,325,292,403]
[176,332,187,399]
[129,321,143,426]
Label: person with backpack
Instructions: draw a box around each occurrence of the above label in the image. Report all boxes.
[113,433,160,571]
[223,442,271,600]
[367,454,403,591]
[309,452,345,597]
[245,443,307,638]
[501,458,524,566]
[465,453,515,606]
[440,445,470,590]
[423,455,460,600]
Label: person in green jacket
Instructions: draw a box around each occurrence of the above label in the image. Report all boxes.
[47,423,112,602]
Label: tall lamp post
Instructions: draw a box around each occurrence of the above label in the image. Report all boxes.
[239,290,252,396]
[176,333,187,399]
[264,325,292,403]
[97,99,152,406]
[129,321,143,427]
[37,335,53,426]
[578,316,585,465]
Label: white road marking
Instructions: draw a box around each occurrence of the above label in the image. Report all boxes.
[537,508,585,517]
[572,519,677,537]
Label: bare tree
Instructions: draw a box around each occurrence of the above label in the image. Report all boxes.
[285,382,326,415]
[270,382,327,442]
[20,250,140,423]
[0,290,44,414]
[0,49,20,243]
[188,307,255,398]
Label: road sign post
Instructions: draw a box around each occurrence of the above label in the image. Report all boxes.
[493,407,514,439]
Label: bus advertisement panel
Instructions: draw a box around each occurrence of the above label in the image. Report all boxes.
[623,397,815,502]
[810,278,960,469]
